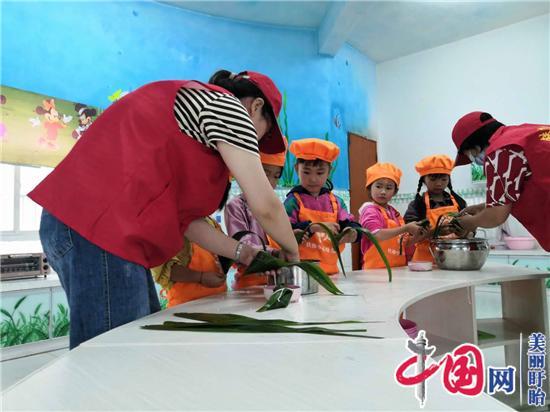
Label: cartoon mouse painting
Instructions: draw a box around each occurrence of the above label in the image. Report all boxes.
[34,99,71,149]
[72,103,97,140]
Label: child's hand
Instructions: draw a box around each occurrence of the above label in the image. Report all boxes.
[338,227,357,244]
[405,222,428,240]
[294,229,310,243]
[311,222,340,234]
[199,271,226,288]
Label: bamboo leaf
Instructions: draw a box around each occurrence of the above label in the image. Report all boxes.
[295,261,343,295]
[308,222,347,277]
[142,320,382,339]
[173,312,375,326]
[244,251,345,295]
[356,228,393,282]
[256,288,293,312]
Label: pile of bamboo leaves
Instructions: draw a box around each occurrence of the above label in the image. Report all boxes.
[142,312,382,339]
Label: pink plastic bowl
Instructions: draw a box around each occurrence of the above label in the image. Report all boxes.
[408,261,433,271]
[399,318,418,339]
[504,236,536,250]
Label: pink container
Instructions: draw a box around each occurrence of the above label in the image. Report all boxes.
[408,261,432,271]
[504,236,536,250]
[399,318,418,339]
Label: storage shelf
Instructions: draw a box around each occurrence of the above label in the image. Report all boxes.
[477,318,523,348]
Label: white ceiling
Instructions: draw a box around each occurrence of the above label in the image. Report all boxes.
[160,1,550,62]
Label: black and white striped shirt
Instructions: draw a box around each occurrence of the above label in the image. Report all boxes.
[173,88,259,156]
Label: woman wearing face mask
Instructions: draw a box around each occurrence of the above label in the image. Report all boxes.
[451,111,550,251]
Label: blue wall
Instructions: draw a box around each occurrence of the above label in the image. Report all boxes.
[2,1,376,189]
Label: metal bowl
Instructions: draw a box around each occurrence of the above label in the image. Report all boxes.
[278,265,319,295]
[430,238,490,270]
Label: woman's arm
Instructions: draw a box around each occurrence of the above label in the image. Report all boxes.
[217,142,299,261]
[184,219,258,265]
[456,204,512,232]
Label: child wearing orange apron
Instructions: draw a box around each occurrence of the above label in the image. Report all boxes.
[224,139,287,289]
[359,163,426,269]
[284,138,361,275]
[404,155,467,262]
[151,217,227,307]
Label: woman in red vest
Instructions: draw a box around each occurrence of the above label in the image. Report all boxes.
[450,111,550,251]
[29,70,299,348]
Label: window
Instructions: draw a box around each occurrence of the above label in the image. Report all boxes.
[0,164,52,240]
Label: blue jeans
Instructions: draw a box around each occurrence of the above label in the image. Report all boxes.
[39,209,161,349]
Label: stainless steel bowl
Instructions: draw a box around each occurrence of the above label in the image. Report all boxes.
[278,266,319,295]
[430,238,490,270]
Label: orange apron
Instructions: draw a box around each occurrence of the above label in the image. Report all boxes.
[167,242,227,307]
[232,236,279,290]
[294,192,344,275]
[412,193,459,262]
[362,205,407,269]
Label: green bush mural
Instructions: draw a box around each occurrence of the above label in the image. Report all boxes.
[0,296,69,347]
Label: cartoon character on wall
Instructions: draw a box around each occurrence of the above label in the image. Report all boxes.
[72,103,97,140]
[34,99,72,150]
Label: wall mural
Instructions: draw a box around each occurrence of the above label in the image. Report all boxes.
[0,85,102,167]
[278,92,339,188]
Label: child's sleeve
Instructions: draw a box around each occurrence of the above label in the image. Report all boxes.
[151,240,192,290]
[284,194,310,230]
[359,205,386,253]
[224,197,269,249]
[403,199,421,223]
[224,197,248,237]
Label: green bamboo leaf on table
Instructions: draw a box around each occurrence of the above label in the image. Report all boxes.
[142,319,382,339]
[256,287,293,312]
[173,312,378,326]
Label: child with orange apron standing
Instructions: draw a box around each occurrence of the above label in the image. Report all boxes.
[404,155,467,262]
[284,138,361,275]
[152,217,227,307]
[224,139,287,289]
[359,163,426,269]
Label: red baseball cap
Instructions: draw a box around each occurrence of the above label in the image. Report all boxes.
[452,111,499,166]
[241,71,285,154]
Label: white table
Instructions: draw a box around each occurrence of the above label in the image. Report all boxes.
[3,263,549,410]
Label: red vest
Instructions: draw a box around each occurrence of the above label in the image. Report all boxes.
[486,124,550,251]
[29,80,231,267]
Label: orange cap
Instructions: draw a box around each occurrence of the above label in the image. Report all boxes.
[289,138,340,163]
[260,136,288,167]
[365,163,402,188]
[415,154,454,177]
